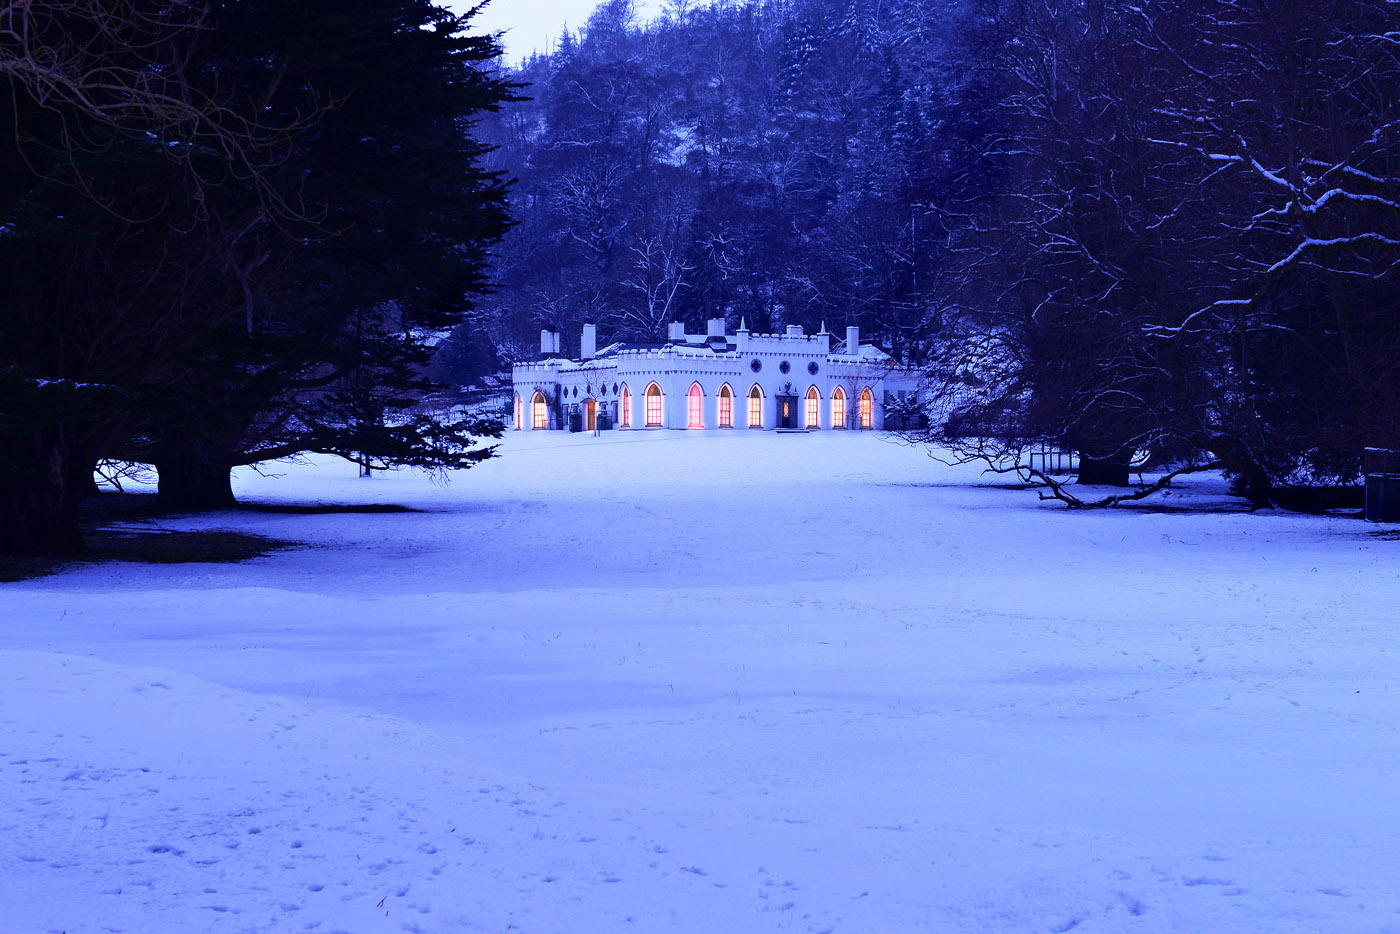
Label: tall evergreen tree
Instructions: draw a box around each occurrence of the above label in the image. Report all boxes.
[1,0,312,554]
[137,0,516,508]
[0,0,514,553]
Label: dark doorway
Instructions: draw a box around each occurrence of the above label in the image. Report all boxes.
[776,394,798,429]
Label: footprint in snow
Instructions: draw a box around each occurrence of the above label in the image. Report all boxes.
[1181,876,1233,887]
[1114,892,1146,916]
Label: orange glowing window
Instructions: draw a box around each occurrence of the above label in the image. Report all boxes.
[718,385,733,428]
[620,384,631,427]
[531,391,548,430]
[687,383,704,428]
[514,394,523,430]
[804,386,820,428]
[831,386,846,429]
[747,385,763,428]
[859,387,874,429]
[645,383,663,427]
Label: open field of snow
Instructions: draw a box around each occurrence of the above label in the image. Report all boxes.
[4,430,1400,933]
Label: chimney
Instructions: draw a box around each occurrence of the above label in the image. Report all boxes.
[707,317,725,337]
[785,324,804,337]
[846,325,860,354]
[540,329,555,356]
[581,323,597,360]
[668,321,686,342]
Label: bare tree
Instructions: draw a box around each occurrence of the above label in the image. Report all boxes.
[1131,0,1400,500]
[621,222,694,338]
[1,0,315,212]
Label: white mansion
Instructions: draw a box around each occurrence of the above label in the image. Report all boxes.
[511,320,921,433]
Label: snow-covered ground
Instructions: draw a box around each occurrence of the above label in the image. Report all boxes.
[3,430,1399,933]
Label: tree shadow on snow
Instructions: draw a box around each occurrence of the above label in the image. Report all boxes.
[0,528,295,582]
[238,502,423,515]
[890,479,1364,518]
[1,492,302,582]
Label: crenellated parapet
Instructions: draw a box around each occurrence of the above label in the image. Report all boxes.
[510,319,921,433]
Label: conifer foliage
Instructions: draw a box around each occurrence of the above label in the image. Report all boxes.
[0,0,514,554]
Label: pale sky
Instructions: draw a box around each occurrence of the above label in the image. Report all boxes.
[448,0,658,64]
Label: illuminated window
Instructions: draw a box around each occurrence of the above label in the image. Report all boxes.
[747,385,763,428]
[804,386,820,428]
[514,394,523,430]
[620,384,631,427]
[645,383,663,427]
[859,387,874,429]
[831,386,847,429]
[687,382,704,428]
[531,391,548,430]
[717,384,733,428]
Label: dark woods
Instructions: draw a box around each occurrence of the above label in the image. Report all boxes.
[1,0,514,554]
[477,0,960,362]
[928,0,1400,505]
[477,0,1398,505]
[2,0,1395,555]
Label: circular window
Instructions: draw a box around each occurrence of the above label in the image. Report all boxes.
[779,360,791,374]
[750,359,763,372]
[808,361,820,375]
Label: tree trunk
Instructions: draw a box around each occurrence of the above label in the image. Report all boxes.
[1209,436,1274,508]
[1076,451,1132,486]
[153,439,236,510]
[1230,468,1275,509]
[0,425,87,556]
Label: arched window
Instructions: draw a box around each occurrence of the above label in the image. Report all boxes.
[687,382,704,428]
[747,384,764,428]
[531,391,549,430]
[645,382,663,427]
[620,384,632,428]
[831,386,847,429]
[717,384,734,428]
[858,387,874,429]
[514,394,523,430]
[804,386,820,429]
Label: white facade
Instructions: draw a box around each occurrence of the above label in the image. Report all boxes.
[511,320,921,433]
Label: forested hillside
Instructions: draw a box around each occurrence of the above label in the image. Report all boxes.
[473,0,970,364]
[473,0,1400,502]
